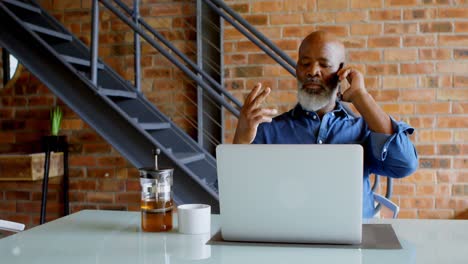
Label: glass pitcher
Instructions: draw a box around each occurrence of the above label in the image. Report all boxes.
[139,168,174,232]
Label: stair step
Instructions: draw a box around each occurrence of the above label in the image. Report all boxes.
[3,0,41,14]
[139,122,170,130]
[24,22,72,42]
[174,152,205,164]
[98,87,137,98]
[62,55,104,69]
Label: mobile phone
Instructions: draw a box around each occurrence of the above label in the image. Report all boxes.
[336,63,344,101]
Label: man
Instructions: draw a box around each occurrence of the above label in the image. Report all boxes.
[233,31,418,218]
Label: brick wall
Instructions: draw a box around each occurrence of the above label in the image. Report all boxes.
[0,0,467,227]
[223,0,467,219]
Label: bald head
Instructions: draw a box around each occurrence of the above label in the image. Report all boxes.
[298,31,345,64]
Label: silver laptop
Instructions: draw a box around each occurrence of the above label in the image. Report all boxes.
[216,144,363,245]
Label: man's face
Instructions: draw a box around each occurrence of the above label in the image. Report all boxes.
[295,39,344,112]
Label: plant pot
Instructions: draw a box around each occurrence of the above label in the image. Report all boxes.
[42,135,67,152]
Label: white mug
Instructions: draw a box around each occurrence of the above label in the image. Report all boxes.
[177,204,211,235]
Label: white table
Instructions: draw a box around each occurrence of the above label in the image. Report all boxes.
[0,210,467,264]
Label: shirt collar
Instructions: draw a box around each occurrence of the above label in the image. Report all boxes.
[290,101,350,118]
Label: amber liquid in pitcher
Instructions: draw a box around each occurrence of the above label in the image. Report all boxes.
[141,199,173,232]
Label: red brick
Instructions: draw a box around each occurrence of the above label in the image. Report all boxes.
[97,180,125,192]
[96,156,127,167]
[419,75,452,88]
[415,184,436,196]
[350,24,382,36]
[336,11,367,23]
[370,10,401,21]
[317,0,348,10]
[455,22,468,33]
[416,144,436,155]
[342,37,366,48]
[116,193,140,204]
[419,48,452,60]
[244,14,268,26]
[5,191,30,201]
[403,9,436,20]
[0,201,16,213]
[236,41,260,52]
[407,116,435,129]
[439,35,468,46]
[384,23,418,34]
[368,90,400,102]
[454,49,468,59]
[437,89,468,101]
[454,75,468,88]
[16,201,41,213]
[52,0,81,9]
[454,159,467,169]
[283,0,314,12]
[349,51,381,62]
[83,143,111,154]
[418,130,452,142]
[31,191,58,201]
[419,210,454,219]
[69,155,97,166]
[398,209,417,219]
[87,168,114,178]
[303,13,335,24]
[315,25,348,37]
[401,89,436,101]
[87,192,114,203]
[393,184,416,196]
[438,8,468,18]
[437,62,468,74]
[382,77,417,89]
[70,179,97,191]
[401,63,434,74]
[381,103,414,114]
[415,102,451,114]
[420,22,453,33]
[400,197,434,209]
[366,64,398,76]
[252,1,283,12]
[452,184,468,195]
[438,144,463,155]
[351,0,383,8]
[453,102,468,114]
[369,36,400,48]
[384,49,418,61]
[228,3,249,13]
[403,35,436,47]
[270,14,301,25]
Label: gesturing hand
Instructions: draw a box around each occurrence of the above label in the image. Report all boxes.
[233,83,278,144]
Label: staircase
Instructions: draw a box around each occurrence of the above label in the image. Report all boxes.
[0,0,224,211]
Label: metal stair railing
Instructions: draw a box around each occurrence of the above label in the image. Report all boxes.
[0,0,222,211]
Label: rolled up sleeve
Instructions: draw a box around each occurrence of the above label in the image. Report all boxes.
[367,118,418,178]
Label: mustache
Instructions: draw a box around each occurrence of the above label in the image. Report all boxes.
[300,78,326,89]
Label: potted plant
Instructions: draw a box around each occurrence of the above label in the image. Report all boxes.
[42,106,66,152]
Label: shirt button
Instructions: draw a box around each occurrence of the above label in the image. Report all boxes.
[318,140,323,144]
[305,112,309,116]
[383,148,387,152]
[331,113,335,117]
[312,115,317,120]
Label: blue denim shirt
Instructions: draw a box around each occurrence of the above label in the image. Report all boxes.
[253,103,418,218]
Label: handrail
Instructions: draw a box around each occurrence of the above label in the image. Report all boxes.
[98,0,240,117]
[206,0,297,71]
[111,0,242,110]
[203,0,296,76]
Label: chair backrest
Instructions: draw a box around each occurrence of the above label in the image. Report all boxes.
[372,175,399,218]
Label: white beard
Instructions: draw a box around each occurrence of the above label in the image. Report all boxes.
[297,80,335,112]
